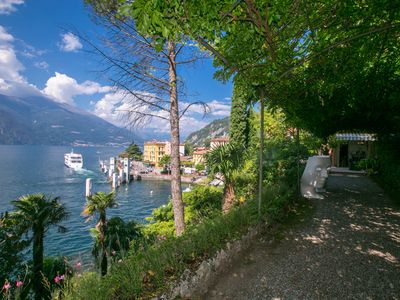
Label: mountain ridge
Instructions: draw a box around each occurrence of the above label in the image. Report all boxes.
[185,117,229,147]
[0,93,140,146]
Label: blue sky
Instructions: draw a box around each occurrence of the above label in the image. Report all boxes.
[0,0,232,138]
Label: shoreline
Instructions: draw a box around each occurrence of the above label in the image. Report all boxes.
[140,174,207,184]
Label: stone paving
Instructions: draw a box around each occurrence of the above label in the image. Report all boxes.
[203,174,400,299]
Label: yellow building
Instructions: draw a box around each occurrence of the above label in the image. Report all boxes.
[193,147,209,166]
[143,141,170,167]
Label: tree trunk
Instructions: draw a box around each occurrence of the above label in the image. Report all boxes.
[222,183,235,213]
[32,228,44,300]
[258,96,265,217]
[99,213,107,276]
[168,40,185,236]
[296,127,301,197]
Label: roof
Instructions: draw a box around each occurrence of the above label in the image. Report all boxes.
[211,137,229,142]
[193,149,209,155]
[144,140,169,145]
[335,133,377,141]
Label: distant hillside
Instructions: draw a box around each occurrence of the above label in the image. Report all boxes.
[0,94,140,146]
[185,117,229,147]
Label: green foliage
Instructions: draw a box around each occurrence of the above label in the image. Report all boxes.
[195,163,205,172]
[145,186,223,238]
[83,192,117,218]
[123,0,400,138]
[11,194,69,300]
[184,186,222,218]
[42,256,72,298]
[230,81,251,148]
[0,212,27,286]
[83,191,117,276]
[357,158,378,175]
[119,142,143,160]
[374,135,400,203]
[159,155,171,167]
[206,143,245,186]
[184,143,194,156]
[92,217,143,263]
[180,160,193,168]
[63,181,296,299]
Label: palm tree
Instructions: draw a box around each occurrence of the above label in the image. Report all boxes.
[206,143,245,213]
[82,191,117,276]
[11,194,69,300]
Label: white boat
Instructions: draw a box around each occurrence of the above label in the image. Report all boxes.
[64,150,83,170]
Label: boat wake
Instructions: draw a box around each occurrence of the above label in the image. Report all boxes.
[74,168,95,175]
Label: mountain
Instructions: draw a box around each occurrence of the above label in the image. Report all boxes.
[185,117,229,147]
[0,94,141,145]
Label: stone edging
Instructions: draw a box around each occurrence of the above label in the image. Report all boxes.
[159,226,261,299]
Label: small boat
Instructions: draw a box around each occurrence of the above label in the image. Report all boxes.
[183,185,192,193]
[64,150,83,170]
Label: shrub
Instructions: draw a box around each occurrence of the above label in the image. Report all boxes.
[63,182,297,299]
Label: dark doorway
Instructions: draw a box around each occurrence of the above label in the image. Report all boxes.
[339,144,349,167]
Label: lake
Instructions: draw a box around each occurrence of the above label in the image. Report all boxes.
[0,145,175,262]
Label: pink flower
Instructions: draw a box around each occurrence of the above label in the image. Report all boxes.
[55,274,65,283]
[111,250,116,256]
[76,262,82,269]
[3,282,11,290]
[16,280,23,288]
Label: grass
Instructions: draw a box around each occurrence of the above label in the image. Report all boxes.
[63,185,303,300]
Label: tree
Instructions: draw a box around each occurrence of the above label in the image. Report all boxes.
[82,191,117,276]
[195,163,205,173]
[121,0,400,215]
[184,143,194,156]
[229,80,252,148]
[0,212,28,290]
[120,142,143,160]
[92,216,142,262]
[206,143,245,213]
[84,0,210,236]
[159,155,171,167]
[11,194,69,300]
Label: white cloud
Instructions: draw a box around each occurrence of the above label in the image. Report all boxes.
[0,26,14,42]
[34,61,49,70]
[93,91,155,127]
[58,33,82,52]
[0,25,27,91]
[93,91,214,137]
[19,41,47,58]
[0,26,45,97]
[0,0,24,15]
[42,72,111,105]
[182,99,231,118]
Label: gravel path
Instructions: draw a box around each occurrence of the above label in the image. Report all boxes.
[203,174,400,299]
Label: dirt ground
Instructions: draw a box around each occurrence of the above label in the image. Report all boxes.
[202,174,400,299]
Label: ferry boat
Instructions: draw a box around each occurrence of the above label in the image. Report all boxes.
[64,150,83,170]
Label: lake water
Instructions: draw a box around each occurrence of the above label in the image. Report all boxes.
[0,145,175,261]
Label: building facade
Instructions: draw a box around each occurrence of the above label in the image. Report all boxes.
[331,133,377,169]
[193,147,209,166]
[143,141,185,167]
